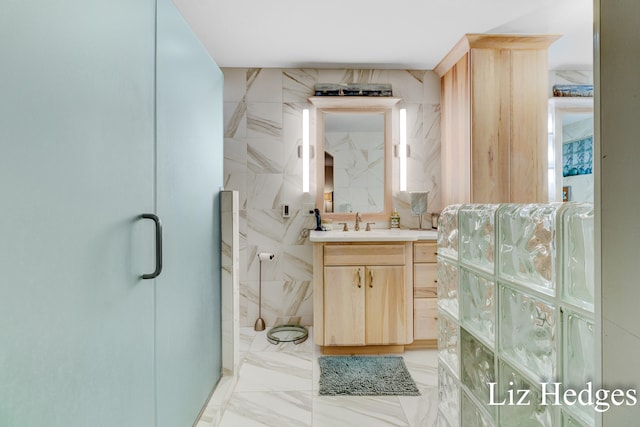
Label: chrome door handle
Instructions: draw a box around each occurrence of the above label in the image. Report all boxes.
[141,213,163,279]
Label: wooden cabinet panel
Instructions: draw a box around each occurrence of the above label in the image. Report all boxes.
[436,34,558,205]
[441,53,471,207]
[510,49,549,202]
[324,244,405,266]
[414,263,438,297]
[414,242,438,263]
[315,242,413,349]
[323,266,365,346]
[414,298,439,340]
[471,48,511,203]
[365,266,406,345]
[412,240,438,343]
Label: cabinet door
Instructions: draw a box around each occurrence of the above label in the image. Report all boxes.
[365,266,406,345]
[414,263,438,298]
[414,298,439,340]
[324,266,365,345]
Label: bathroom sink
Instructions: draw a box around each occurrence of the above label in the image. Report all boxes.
[309,229,437,242]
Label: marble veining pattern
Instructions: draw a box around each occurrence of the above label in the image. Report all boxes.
[233,351,313,392]
[247,138,283,174]
[283,69,318,103]
[201,327,439,427]
[224,67,442,326]
[247,103,283,138]
[224,101,246,138]
[220,391,313,427]
[326,129,385,213]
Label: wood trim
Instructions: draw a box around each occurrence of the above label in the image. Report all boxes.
[320,345,405,355]
[434,35,471,77]
[324,244,406,266]
[313,103,396,222]
[313,243,324,345]
[404,241,414,343]
[405,339,437,350]
[308,96,401,109]
[383,108,393,219]
[465,33,561,50]
[434,33,560,77]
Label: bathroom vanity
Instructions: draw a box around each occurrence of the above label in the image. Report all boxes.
[311,229,438,354]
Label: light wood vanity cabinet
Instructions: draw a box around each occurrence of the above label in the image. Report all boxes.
[314,242,414,352]
[435,34,559,206]
[324,265,406,345]
[412,241,439,345]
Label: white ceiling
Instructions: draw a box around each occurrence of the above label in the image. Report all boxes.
[173,0,593,71]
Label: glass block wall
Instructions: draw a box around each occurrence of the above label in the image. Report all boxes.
[436,203,595,427]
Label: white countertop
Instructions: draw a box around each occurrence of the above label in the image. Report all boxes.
[309,228,437,242]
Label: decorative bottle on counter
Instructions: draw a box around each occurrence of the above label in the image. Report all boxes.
[390,207,400,229]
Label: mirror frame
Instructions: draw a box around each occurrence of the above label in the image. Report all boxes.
[548,97,594,202]
[309,96,400,221]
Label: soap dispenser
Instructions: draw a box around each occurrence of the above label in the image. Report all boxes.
[313,208,323,231]
[390,207,400,229]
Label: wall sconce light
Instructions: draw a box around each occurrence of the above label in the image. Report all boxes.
[399,108,407,192]
[302,108,310,193]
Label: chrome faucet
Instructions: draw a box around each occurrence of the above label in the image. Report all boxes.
[354,212,362,231]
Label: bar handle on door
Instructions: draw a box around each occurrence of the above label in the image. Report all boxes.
[141,213,163,279]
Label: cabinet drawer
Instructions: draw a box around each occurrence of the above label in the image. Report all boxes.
[414,298,438,340]
[414,241,438,263]
[414,263,438,297]
[324,244,405,266]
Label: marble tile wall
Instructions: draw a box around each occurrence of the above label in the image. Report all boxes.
[222,68,442,326]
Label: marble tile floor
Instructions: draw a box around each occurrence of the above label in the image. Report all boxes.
[206,326,439,427]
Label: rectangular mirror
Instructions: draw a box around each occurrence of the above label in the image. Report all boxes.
[310,96,399,221]
[548,97,594,203]
[324,112,385,213]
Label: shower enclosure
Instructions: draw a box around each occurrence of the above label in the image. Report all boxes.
[0,1,223,425]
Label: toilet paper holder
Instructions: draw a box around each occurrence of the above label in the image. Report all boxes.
[255,252,275,331]
[257,252,275,261]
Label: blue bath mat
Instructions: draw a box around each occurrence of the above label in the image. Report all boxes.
[318,355,420,396]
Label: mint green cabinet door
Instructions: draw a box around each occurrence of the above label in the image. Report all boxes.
[154,1,224,425]
[0,1,156,426]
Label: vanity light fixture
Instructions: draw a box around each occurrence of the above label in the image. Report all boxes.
[302,108,310,193]
[399,108,407,192]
